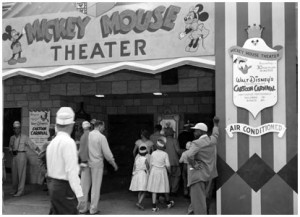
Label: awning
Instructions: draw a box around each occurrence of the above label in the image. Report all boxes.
[2,56,215,80]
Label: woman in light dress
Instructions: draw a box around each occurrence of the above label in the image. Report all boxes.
[147,136,175,212]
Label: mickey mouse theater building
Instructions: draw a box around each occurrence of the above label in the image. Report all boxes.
[2,2,297,214]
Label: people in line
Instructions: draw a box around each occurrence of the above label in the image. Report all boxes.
[133,129,154,157]
[149,124,163,151]
[46,107,85,214]
[185,116,219,215]
[164,127,181,196]
[87,120,118,214]
[78,121,91,214]
[178,122,195,197]
[147,136,175,212]
[129,144,150,210]
[9,121,40,197]
[8,110,219,214]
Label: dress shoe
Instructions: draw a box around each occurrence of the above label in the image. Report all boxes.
[13,193,23,197]
[89,211,101,215]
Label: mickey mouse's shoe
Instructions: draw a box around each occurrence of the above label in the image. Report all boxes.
[8,58,17,65]
[17,57,26,63]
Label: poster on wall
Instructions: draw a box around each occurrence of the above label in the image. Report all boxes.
[29,110,50,149]
[229,24,283,118]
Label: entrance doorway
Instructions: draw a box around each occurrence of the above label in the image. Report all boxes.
[3,108,22,171]
[102,114,154,193]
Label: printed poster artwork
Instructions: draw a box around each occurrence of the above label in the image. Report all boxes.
[29,110,50,149]
[229,24,283,118]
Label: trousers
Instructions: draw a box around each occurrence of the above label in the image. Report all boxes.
[169,166,181,194]
[79,166,91,213]
[90,166,104,214]
[12,152,27,195]
[189,181,207,214]
[47,177,78,214]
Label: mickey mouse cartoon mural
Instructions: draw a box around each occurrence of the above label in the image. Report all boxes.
[179,4,210,52]
[2,25,27,65]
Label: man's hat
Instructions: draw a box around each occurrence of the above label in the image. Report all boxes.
[191,123,208,132]
[56,107,75,125]
[90,119,96,125]
[13,121,21,128]
[82,121,91,129]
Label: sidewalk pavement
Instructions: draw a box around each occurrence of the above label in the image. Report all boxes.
[3,181,193,215]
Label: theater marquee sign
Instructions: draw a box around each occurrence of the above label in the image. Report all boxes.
[2,3,215,69]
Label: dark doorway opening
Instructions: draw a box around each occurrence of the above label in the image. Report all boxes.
[102,114,154,193]
[3,108,22,171]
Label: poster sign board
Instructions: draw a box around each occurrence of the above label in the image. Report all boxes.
[229,25,283,118]
[226,123,286,138]
[29,110,50,149]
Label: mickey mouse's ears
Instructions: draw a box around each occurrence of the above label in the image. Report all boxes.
[5,25,12,32]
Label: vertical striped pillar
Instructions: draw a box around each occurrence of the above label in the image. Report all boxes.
[215,2,297,214]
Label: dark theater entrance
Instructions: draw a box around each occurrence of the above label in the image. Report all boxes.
[101,114,154,193]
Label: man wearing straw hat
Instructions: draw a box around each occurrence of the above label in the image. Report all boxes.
[9,120,40,197]
[46,107,85,214]
[185,116,219,214]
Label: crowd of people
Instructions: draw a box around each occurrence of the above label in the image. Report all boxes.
[7,106,219,215]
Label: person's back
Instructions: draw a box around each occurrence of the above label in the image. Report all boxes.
[88,129,103,167]
[188,126,219,185]
[78,128,89,164]
[165,137,180,166]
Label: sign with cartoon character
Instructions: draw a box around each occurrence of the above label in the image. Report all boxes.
[2,3,214,69]
[2,25,27,65]
[29,110,50,149]
[229,24,283,118]
[178,4,211,52]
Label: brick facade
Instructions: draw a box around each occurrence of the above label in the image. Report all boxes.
[3,66,215,131]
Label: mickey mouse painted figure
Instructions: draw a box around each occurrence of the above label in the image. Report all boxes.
[2,25,27,65]
[179,4,210,52]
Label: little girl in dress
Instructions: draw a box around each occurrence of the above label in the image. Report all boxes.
[129,144,149,210]
[147,136,175,212]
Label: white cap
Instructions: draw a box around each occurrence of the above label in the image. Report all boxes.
[139,144,148,154]
[13,121,21,128]
[191,123,208,132]
[82,121,90,129]
[157,136,167,147]
[56,107,75,125]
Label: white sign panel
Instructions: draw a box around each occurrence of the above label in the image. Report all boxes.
[229,25,283,118]
[226,123,286,138]
[29,110,50,149]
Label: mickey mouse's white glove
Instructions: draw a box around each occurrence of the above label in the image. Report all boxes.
[179,32,186,39]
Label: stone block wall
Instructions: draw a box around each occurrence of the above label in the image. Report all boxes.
[3,65,215,133]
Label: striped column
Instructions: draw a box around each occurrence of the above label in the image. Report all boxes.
[215,2,297,215]
[248,3,262,215]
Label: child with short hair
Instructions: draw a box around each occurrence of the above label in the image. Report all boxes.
[129,144,149,210]
[147,136,175,212]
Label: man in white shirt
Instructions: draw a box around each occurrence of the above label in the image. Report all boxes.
[88,120,118,214]
[46,107,85,214]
